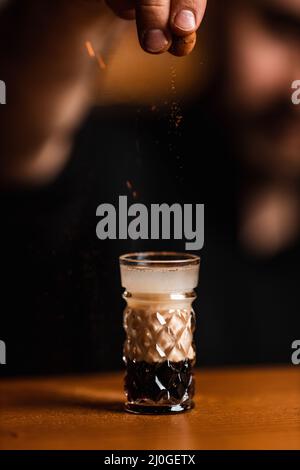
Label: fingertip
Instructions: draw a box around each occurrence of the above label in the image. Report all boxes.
[168,32,197,57]
[140,29,171,55]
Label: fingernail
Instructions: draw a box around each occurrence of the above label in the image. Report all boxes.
[143,29,169,53]
[174,10,196,31]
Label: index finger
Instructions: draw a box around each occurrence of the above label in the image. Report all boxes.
[136,0,172,54]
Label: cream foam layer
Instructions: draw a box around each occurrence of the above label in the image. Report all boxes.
[123,306,195,363]
[120,264,199,294]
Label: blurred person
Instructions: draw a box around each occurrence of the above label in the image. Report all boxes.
[0,0,300,374]
[184,0,300,365]
[216,0,300,255]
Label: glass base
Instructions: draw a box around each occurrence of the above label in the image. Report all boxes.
[125,400,194,415]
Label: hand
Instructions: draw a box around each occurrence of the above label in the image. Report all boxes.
[106,0,207,56]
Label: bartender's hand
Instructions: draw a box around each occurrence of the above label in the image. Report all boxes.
[106,0,207,55]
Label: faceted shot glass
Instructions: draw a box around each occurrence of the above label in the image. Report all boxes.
[119,252,200,414]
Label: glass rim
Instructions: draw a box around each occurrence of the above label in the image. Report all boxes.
[119,251,200,268]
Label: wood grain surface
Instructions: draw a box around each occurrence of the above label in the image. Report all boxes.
[0,366,299,450]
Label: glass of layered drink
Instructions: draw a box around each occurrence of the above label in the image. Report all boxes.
[119,252,200,414]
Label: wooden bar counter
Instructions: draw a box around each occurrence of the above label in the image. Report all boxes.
[0,366,299,450]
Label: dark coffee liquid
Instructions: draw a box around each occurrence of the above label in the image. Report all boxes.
[125,358,195,404]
